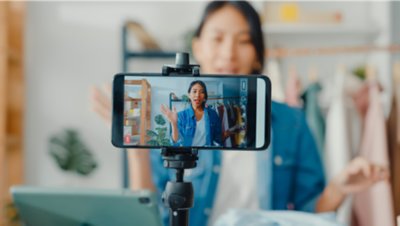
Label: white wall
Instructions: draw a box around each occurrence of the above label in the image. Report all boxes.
[25,1,392,188]
[25,2,206,188]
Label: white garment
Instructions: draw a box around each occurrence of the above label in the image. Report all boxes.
[192,114,206,146]
[208,151,259,226]
[214,209,343,226]
[266,60,285,102]
[324,66,351,179]
[322,66,352,224]
[320,70,364,224]
[222,106,232,147]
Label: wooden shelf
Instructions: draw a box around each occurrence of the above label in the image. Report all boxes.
[124,79,151,145]
[124,97,141,101]
[126,115,140,120]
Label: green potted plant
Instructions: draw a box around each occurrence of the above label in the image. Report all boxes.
[146,114,171,146]
[181,94,190,108]
[49,129,97,177]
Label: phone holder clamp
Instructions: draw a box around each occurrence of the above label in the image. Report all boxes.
[162,52,200,77]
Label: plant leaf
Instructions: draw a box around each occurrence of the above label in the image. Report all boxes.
[181,94,189,101]
[155,114,166,126]
[48,129,97,176]
[146,130,158,138]
[147,140,159,146]
[158,129,166,139]
[161,139,171,146]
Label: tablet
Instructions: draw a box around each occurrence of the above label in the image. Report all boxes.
[11,186,162,226]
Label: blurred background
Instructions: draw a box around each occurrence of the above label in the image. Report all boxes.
[1,1,400,225]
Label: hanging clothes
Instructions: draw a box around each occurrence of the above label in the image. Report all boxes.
[226,103,237,147]
[266,59,285,102]
[218,104,232,147]
[351,84,370,120]
[284,66,302,107]
[387,74,400,219]
[215,209,345,226]
[324,66,352,180]
[353,81,395,226]
[322,66,355,224]
[234,106,245,146]
[223,105,232,148]
[301,82,325,159]
[217,104,225,143]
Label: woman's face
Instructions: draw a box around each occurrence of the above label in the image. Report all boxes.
[189,83,206,108]
[192,5,259,75]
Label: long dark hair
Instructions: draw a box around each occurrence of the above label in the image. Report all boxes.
[188,80,208,108]
[194,1,265,74]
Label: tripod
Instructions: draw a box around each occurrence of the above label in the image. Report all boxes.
[161,52,200,226]
[161,148,198,226]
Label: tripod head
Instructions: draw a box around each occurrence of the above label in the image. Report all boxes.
[162,52,200,76]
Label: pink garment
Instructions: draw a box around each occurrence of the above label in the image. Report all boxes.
[353,82,395,226]
[285,68,302,107]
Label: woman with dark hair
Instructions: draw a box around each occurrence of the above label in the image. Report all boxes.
[149,2,389,226]
[160,80,222,147]
[192,1,265,75]
[91,1,389,226]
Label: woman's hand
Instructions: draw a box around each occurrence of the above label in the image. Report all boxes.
[316,156,389,212]
[160,104,178,125]
[89,84,155,191]
[331,156,389,195]
[90,84,112,127]
[160,104,180,142]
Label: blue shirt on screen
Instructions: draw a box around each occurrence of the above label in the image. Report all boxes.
[173,106,222,147]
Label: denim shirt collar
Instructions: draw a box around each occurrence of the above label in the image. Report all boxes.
[187,105,196,119]
[187,105,209,118]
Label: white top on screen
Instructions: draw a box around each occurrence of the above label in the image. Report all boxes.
[192,114,206,146]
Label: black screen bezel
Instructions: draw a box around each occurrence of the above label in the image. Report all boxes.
[111,73,271,151]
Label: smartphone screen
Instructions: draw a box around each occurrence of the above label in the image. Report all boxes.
[112,73,271,150]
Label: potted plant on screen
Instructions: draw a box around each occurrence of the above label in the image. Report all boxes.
[146,114,171,146]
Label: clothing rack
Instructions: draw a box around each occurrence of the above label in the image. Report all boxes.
[170,96,242,102]
[266,44,400,58]
[209,96,241,101]
[169,96,242,111]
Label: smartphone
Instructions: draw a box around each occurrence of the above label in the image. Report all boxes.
[112,73,271,151]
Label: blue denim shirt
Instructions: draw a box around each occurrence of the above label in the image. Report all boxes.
[174,106,222,147]
[150,101,325,226]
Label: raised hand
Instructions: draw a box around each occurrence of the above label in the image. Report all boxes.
[160,104,178,125]
[90,84,112,127]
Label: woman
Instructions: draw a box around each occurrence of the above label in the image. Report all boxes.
[160,80,222,147]
[151,2,388,226]
[91,1,389,226]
